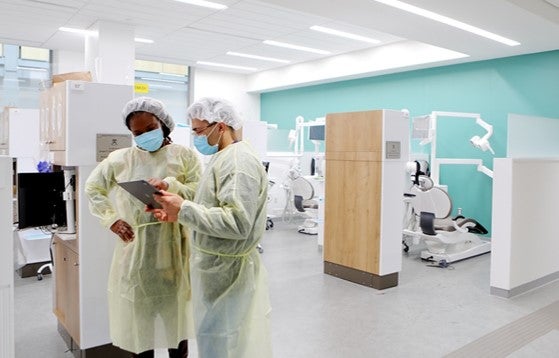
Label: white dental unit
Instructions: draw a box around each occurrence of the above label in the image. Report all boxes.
[403,111,494,265]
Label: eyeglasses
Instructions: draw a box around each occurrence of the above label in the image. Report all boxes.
[191,122,216,136]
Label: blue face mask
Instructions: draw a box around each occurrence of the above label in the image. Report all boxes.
[134,128,164,152]
[193,125,220,155]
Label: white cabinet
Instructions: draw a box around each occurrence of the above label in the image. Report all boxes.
[39,81,133,166]
[0,108,40,159]
[40,81,134,356]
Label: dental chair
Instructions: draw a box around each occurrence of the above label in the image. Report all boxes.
[291,176,319,235]
[402,175,491,264]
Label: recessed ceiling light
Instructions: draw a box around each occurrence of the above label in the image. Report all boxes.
[173,0,227,10]
[60,28,154,44]
[196,61,258,71]
[263,40,331,55]
[370,0,520,46]
[134,38,154,44]
[226,51,290,64]
[310,25,380,44]
[59,27,97,36]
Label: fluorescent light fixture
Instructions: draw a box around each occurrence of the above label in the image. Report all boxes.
[196,61,257,71]
[226,51,290,64]
[17,66,48,72]
[59,26,97,36]
[370,0,520,46]
[134,38,154,44]
[173,0,227,10]
[263,40,331,55]
[60,28,154,44]
[310,25,380,44]
[140,77,187,84]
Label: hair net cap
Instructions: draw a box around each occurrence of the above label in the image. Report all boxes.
[122,97,175,132]
[187,97,243,130]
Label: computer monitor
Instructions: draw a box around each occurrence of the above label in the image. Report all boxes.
[17,171,67,230]
[308,125,325,141]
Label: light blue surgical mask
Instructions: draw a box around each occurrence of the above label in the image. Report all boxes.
[193,124,220,155]
[134,127,164,152]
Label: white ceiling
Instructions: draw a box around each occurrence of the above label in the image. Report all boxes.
[1,0,559,75]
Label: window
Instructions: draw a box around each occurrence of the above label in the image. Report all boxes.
[20,46,50,62]
[134,60,189,126]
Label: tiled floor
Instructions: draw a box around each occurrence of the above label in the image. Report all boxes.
[14,220,559,357]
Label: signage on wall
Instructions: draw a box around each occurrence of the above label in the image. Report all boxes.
[385,141,401,159]
[96,134,132,162]
[134,83,149,94]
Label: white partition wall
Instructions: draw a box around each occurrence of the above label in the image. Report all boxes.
[507,113,559,157]
[0,156,14,358]
[491,158,559,297]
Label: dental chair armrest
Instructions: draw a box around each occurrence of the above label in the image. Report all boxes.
[456,218,488,235]
[452,220,469,233]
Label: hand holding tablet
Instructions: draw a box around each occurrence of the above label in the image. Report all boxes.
[118,180,163,209]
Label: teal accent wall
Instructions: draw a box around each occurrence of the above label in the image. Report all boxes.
[261,50,559,236]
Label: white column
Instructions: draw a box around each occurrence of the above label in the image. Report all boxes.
[51,50,86,75]
[85,21,135,85]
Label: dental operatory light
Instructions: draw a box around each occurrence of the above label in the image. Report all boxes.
[263,40,331,55]
[173,0,227,10]
[310,26,380,44]
[370,0,520,46]
[470,117,495,155]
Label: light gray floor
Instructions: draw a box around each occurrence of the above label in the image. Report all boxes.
[14,220,559,357]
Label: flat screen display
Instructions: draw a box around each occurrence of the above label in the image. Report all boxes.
[308,125,325,141]
[17,171,67,230]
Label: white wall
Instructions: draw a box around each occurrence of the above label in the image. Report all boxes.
[191,68,260,123]
[507,113,559,158]
[491,158,559,297]
[0,156,14,358]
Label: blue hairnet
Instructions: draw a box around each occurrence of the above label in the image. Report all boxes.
[122,97,175,132]
[187,97,243,130]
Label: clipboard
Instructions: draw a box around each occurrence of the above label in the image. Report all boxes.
[117,180,162,209]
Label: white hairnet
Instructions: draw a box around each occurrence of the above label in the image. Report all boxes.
[187,97,243,130]
[122,97,175,132]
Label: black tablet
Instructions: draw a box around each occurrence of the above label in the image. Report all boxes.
[117,180,162,209]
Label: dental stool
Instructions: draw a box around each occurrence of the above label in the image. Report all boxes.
[292,176,319,235]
